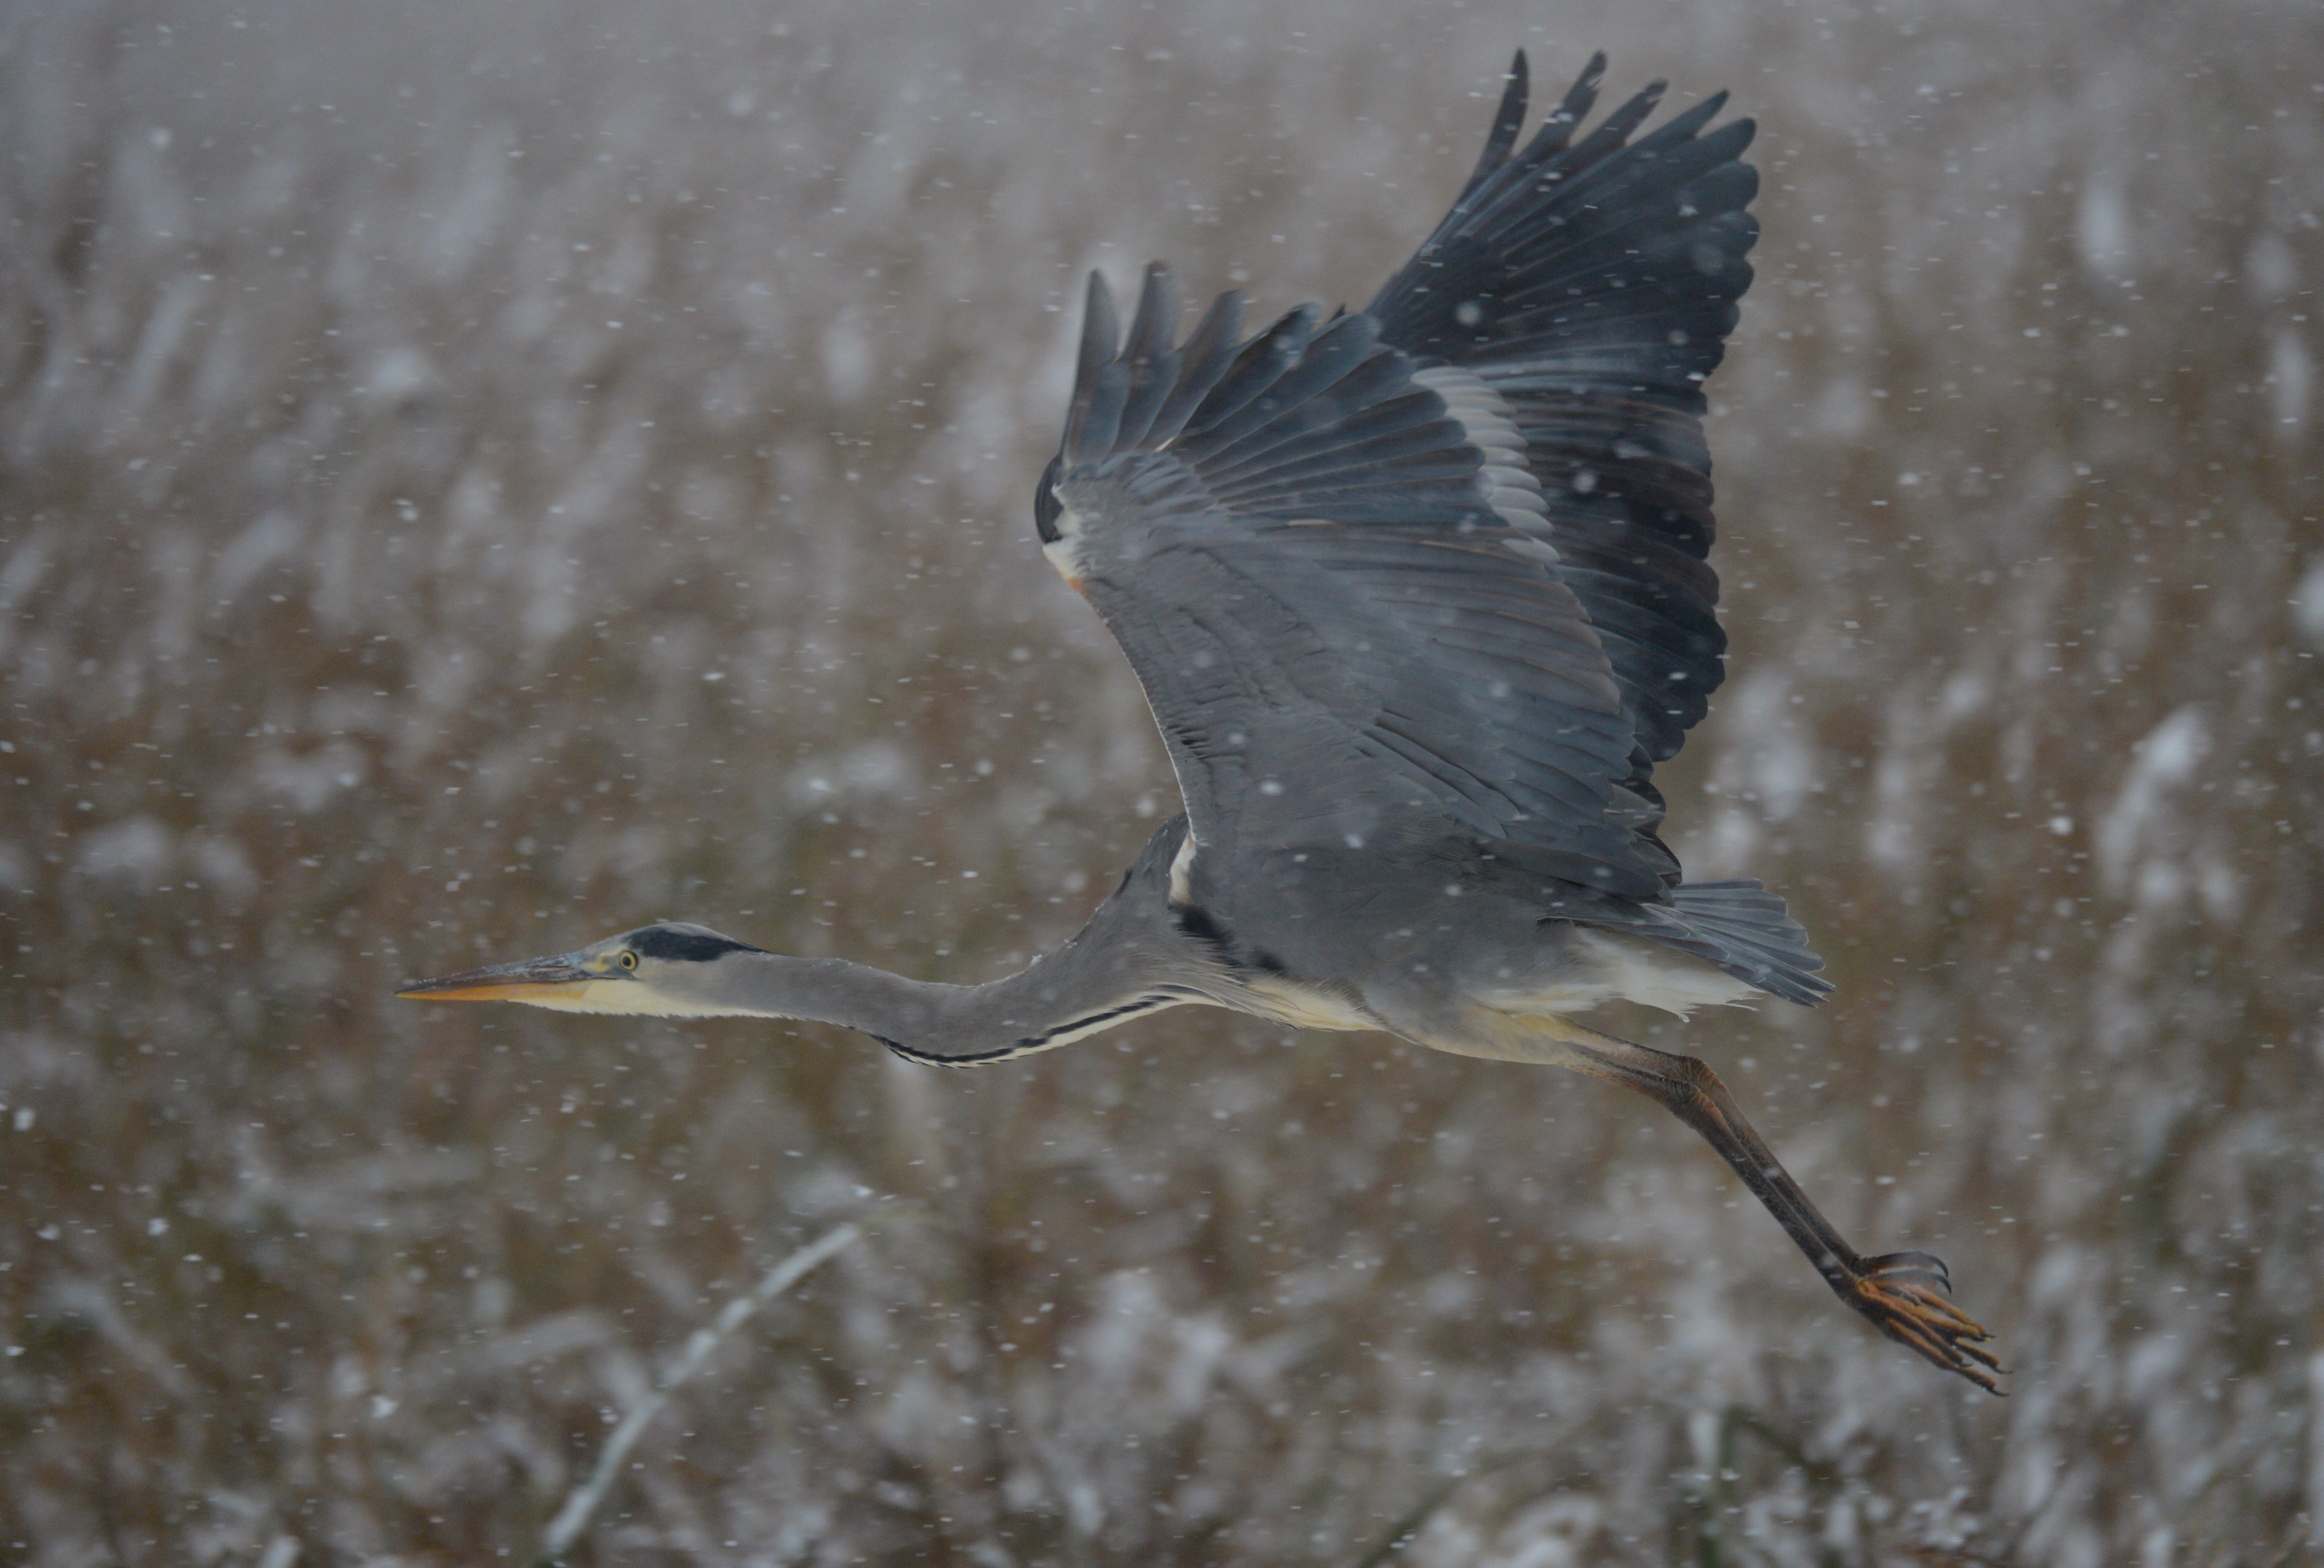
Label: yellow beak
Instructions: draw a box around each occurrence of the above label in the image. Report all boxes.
[396,953,594,1003]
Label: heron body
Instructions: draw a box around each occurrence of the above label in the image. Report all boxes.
[406,52,2001,1390]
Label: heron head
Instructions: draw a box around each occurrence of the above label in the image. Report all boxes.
[397,921,767,1015]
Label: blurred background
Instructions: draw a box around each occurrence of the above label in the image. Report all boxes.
[3,0,2320,1561]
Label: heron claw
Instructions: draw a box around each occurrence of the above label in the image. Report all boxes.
[1844,1251,2004,1394]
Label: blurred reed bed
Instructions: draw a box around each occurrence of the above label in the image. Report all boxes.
[1,0,2320,1561]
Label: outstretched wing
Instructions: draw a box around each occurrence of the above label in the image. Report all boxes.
[1367,50,1760,831]
[1042,264,1672,901]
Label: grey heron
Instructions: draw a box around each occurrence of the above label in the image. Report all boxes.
[404,51,2001,1392]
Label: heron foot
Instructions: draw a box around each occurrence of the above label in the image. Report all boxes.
[1842,1251,2004,1394]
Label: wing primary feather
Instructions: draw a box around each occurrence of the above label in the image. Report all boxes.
[1124,261,1179,363]
[1364,52,1617,327]
[1176,304,1322,445]
[1115,344,1183,454]
[1632,89,1731,152]
[1469,51,1604,215]
[1068,360,1132,465]
[1076,271,1120,392]
[1148,290,1245,448]
[1538,52,1605,141]
[1462,56,1601,216]
[1489,111,1748,263]
[1401,51,1539,272]
[1173,314,1384,462]
[1064,274,1128,464]
[1563,79,1667,166]
[1454,50,1529,207]
[1113,263,1185,449]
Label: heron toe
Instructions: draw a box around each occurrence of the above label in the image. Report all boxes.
[1845,1252,2004,1394]
[1862,1248,1951,1290]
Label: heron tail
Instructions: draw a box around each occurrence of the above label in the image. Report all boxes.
[1664,879,1831,1007]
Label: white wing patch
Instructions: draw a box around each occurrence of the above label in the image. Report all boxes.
[1411,364,1551,542]
[1042,505,1092,586]
[1167,829,1197,904]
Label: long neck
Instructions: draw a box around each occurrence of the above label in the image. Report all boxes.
[701,820,1220,1064]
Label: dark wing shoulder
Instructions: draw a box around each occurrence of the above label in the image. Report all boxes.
[1368,51,1759,810]
[1044,265,1670,900]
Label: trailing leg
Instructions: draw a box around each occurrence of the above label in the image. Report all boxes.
[1439,1010,2003,1392]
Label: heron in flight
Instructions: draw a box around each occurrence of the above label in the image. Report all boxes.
[404,52,1999,1391]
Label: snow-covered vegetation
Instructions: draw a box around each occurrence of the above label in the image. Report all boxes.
[3,0,2320,1561]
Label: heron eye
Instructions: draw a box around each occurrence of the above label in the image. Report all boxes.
[618,951,638,971]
